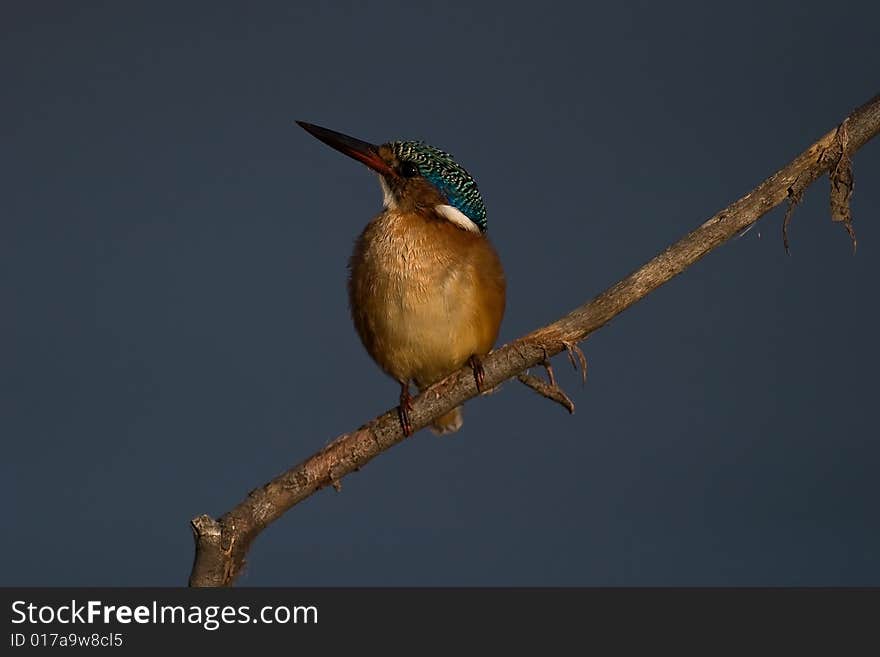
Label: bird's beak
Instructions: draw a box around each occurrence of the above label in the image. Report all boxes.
[296,121,397,178]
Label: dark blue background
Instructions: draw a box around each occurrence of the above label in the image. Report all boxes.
[3,1,879,585]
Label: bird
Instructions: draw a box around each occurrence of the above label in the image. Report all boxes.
[296,121,506,436]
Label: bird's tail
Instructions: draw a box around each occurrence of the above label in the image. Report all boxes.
[430,405,464,435]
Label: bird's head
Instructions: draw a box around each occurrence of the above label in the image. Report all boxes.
[296,121,487,233]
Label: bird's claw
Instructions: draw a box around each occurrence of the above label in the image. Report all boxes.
[398,384,414,437]
[469,355,485,393]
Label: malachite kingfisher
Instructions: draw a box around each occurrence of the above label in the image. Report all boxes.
[296,121,506,436]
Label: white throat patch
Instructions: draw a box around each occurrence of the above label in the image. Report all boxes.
[434,204,480,233]
[378,176,397,210]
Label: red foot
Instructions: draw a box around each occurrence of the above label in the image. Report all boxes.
[469,355,485,393]
[398,382,414,437]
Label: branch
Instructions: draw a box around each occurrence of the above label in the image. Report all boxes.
[517,357,578,414]
[189,93,880,587]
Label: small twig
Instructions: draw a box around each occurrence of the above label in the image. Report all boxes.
[517,372,575,414]
[516,351,575,412]
[563,341,588,385]
[543,359,558,387]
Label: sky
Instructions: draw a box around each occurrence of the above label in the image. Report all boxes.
[3,1,879,586]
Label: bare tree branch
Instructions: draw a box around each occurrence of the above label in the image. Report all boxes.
[189,93,880,587]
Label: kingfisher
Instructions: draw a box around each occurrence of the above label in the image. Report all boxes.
[296,121,506,436]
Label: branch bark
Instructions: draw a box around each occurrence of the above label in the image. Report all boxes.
[189,93,880,587]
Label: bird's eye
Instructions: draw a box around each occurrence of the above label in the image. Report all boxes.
[400,161,420,178]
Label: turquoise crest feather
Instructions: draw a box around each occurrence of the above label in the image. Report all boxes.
[390,141,487,232]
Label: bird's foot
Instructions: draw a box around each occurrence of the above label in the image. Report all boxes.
[468,354,485,393]
[398,382,415,437]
